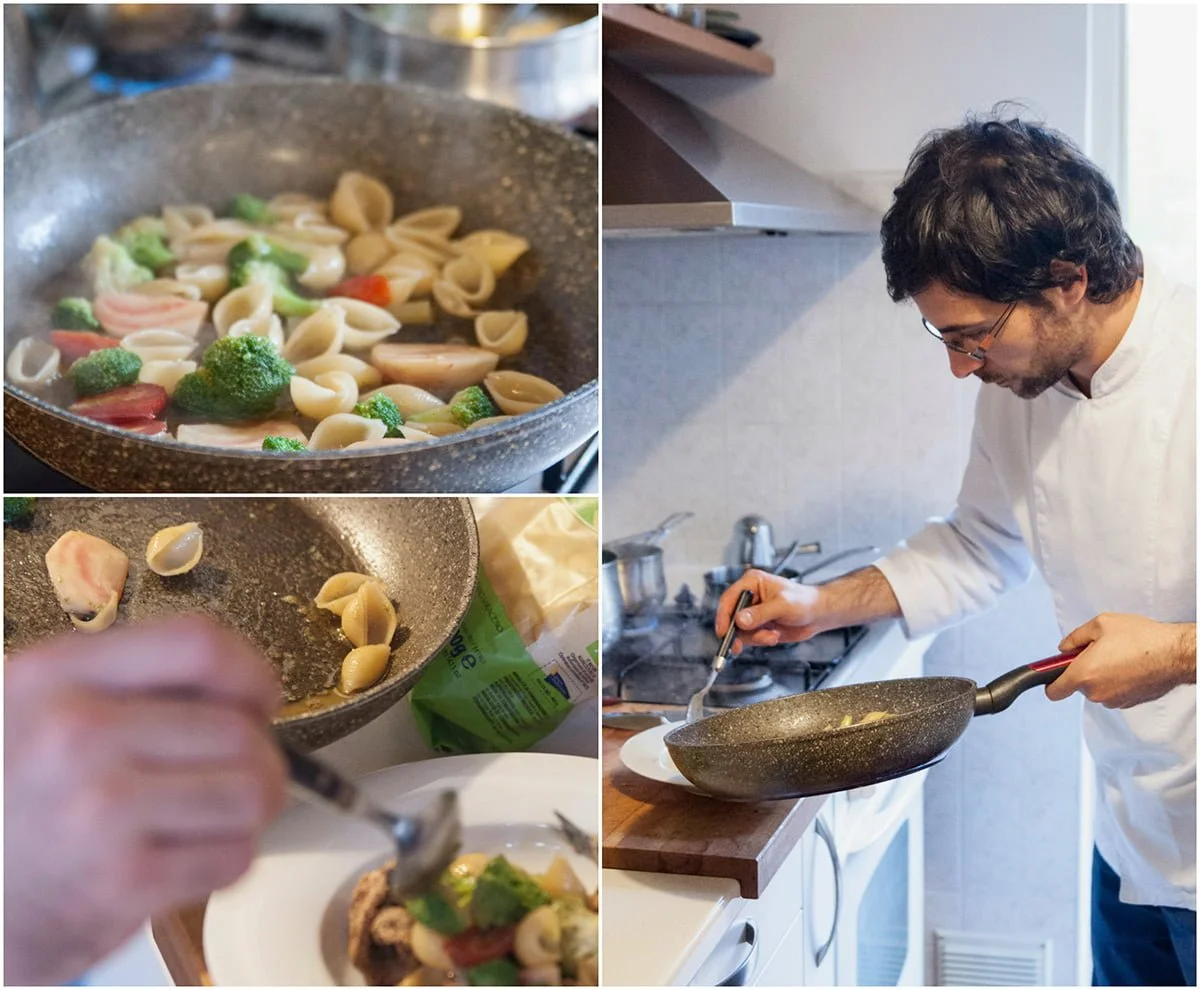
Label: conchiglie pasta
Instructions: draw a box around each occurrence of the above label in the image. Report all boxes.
[293,353,383,391]
[138,359,196,396]
[376,251,439,297]
[308,413,387,451]
[324,297,400,350]
[392,300,436,325]
[315,572,373,614]
[145,522,204,576]
[120,329,197,363]
[330,171,394,234]
[174,263,229,302]
[382,231,457,268]
[272,212,349,246]
[213,281,272,338]
[455,229,530,276]
[129,278,204,302]
[340,644,391,693]
[345,232,394,275]
[170,219,256,264]
[295,244,348,293]
[391,206,462,242]
[162,204,215,241]
[467,415,515,430]
[431,281,478,318]
[407,420,463,438]
[475,311,528,357]
[371,343,499,392]
[175,420,307,450]
[267,192,327,222]
[360,383,445,417]
[341,580,397,648]
[7,337,60,388]
[290,370,358,420]
[484,370,565,414]
[440,252,496,305]
[283,307,346,363]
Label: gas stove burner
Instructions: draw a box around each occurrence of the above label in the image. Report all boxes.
[92,52,233,95]
[710,664,773,696]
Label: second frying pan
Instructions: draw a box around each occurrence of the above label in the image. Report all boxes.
[664,652,1076,801]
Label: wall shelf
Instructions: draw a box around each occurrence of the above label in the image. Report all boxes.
[602,5,775,76]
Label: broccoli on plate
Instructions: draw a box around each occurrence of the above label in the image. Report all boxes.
[469,856,551,930]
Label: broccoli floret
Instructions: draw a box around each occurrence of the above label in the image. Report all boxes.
[351,393,405,437]
[227,235,317,318]
[262,435,308,452]
[83,235,153,296]
[555,896,599,980]
[68,348,142,397]
[404,890,468,935]
[466,959,521,987]
[173,335,293,421]
[52,297,101,331]
[4,497,36,525]
[228,193,277,224]
[469,856,551,930]
[411,385,499,429]
[115,216,174,271]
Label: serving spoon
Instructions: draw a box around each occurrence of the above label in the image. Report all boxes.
[281,744,461,902]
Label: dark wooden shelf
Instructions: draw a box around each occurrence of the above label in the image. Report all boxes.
[602,5,774,76]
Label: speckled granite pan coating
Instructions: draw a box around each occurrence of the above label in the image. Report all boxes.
[4,80,597,492]
[665,677,978,800]
[3,497,478,749]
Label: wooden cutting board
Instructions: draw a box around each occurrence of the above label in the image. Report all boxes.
[602,718,825,898]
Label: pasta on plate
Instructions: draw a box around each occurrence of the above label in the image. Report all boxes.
[7,172,566,453]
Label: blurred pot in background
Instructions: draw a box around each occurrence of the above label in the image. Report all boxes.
[80,4,244,79]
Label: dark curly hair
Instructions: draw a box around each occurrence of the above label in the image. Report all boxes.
[880,111,1140,305]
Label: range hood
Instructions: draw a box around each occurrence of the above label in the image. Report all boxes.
[603,62,880,237]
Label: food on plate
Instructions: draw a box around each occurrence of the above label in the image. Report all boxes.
[4,497,36,525]
[145,522,205,576]
[44,530,130,633]
[348,853,598,986]
[826,710,892,731]
[7,172,564,450]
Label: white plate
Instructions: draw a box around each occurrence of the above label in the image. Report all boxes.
[204,752,599,986]
[618,723,702,794]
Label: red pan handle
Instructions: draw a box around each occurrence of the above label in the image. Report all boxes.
[974,651,1079,716]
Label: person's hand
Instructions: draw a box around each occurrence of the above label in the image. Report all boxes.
[4,614,287,987]
[715,570,826,653]
[1045,614,1197,708]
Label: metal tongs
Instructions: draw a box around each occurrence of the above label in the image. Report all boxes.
[281,744,461,902]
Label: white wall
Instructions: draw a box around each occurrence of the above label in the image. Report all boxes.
[604,5,1101,984]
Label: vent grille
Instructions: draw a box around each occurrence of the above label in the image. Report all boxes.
[934,929,1052,985]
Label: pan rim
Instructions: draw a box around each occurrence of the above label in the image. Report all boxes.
[342,3,600,53]
[663,675,978,750]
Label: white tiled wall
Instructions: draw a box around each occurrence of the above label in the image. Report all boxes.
[603,234,1084,985]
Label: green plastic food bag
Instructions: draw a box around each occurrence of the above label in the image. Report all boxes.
[411,497,599,754]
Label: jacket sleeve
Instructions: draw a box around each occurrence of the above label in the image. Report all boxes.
[874,401,1034,637]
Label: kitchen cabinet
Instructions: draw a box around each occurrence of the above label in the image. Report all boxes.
[602,4,774,76]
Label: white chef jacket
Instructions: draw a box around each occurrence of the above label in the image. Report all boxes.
[875,260,1197,910]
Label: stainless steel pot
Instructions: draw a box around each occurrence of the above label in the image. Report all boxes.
[340,4,599,124]
[605,511,693,625]
[601,548,624,650]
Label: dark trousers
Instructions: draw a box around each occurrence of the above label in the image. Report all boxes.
[1093,848,1196,986]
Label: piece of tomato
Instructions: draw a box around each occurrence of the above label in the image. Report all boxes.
[69,384,168,423]
[49,330,121,364]
[443,927,517,969]
[112,418,169,436]
[329,274,391,308]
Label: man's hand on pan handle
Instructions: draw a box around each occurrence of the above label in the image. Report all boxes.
[3,615,288,987]
[715,566,903,654]
[1045,614,1197,708]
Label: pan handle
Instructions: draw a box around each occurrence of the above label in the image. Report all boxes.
[974,651,1079,715]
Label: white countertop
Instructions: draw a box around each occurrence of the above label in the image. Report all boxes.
[601,621,927,988]
[79,696,599,987]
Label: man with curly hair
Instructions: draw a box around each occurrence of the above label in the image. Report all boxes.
[717,116,1195,986]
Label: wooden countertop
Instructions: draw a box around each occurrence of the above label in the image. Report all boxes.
[601,709,824,898]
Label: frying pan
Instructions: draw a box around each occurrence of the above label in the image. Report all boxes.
[2,497,479,749]
[664,652,1076,800]
[3,79,597,493]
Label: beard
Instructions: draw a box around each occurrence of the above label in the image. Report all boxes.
[976,308,1090,399]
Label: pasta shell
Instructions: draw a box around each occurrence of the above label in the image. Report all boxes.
[454,229,530,276]
[271,212,349,246]
[145,522,204,576]
[392,300,436,325]
[392,206,462,241]
[293,353,383,391]
[376,252,438,297]
[290,371,358,420]
[227,313,285,351]
[138,359,196,396]
[409,420,463,437]
[162,204,215,241]
[431,281,478,318]
[330,171,394,234]
[175,420,307,450]
[440,253,495,305]
[474,311,528,357]
[130,279,204,301]
[345,232,394,275]
[296,244,348,293]
[213,282,273,336]
[7,336,61,388]
[94,292,207,339]
[340,644,391,693]
[484,371,565,415]
[344,429,435,450]
[466,415,515,430]
[174,263,229,302]
[267,192,327,222]
[360,383,445,417]
[382,231,456,267]
[372,343,499,393]
[120,329,196,363]
[283,307,346,363]
[44,530,129,634]
[341,580,397,648]
[307,413,387,451]
[323,297,400,351]
[170,219,256,264]
[315,571,373,614]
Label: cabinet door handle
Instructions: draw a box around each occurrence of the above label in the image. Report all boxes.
[813,816,842,968]
[718,920,759,986]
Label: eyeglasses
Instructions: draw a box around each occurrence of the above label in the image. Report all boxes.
[922,300,1018,361]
